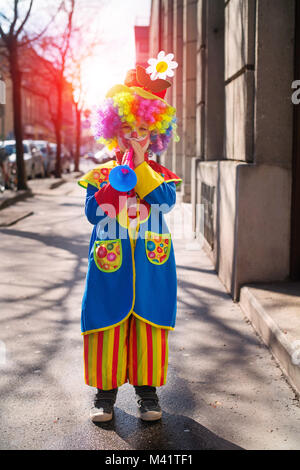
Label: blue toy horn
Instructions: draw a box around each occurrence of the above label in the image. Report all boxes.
[109,147,137,192]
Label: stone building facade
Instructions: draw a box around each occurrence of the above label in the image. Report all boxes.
[134,25,150,68]
[149,0,299,301]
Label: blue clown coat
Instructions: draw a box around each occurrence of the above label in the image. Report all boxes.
[78,155,182,335]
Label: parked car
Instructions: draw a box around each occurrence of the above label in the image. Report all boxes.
[84,152,96,162]
[2,140,35,180]
[48,143,57,174]
[0,142,18,190]
[47,143,72,174]
[61,145,72,173]
[3,139,46,179]
[26,140,45,178]
[94,148,114,164]
[31,140,53,176]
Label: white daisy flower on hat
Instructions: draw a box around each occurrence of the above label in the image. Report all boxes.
[146,51,178,81]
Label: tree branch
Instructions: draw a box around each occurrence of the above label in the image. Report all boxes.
[0,23,8,42]
[60,0,75,66]
[0,11,10,23]
[15,0,34,37]
[18,1,65,48]
[9,0,19,35]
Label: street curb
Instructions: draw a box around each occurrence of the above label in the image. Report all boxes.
[0,174,75,211]
[0,210,34,227]
[0,189,33,211]
[239,286,300,397]
[49,179,66,190]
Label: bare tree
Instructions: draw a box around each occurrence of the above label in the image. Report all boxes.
[68,30,103,172]
[72,71,84,173]
[1,0,109,183]
[33,2,105,174]
[33,0,77,178]
[0,1,34,189]
[0,0,62,189]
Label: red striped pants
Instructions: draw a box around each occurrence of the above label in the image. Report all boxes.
[83,315,169,390]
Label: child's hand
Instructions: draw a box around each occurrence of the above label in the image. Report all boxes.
[130,140,146,169]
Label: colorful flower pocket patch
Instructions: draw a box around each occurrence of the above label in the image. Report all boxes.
[145,231,171,265]
[93,239,122,272]
[92,168,110,189]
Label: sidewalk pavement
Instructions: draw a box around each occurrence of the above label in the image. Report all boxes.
[1,173,299,397]
[162,194,300,449]
[0,179,299,449]
[173,191,300,398]
[0,171,83,227]
[0,171,83,210]
[239,281,300,396]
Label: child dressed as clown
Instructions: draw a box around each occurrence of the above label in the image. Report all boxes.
[78,53,182,422]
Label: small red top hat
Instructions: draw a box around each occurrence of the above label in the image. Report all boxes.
[124,65,171,100]
[105,51,178,104]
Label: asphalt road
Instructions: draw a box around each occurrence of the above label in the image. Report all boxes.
[0,168,299,450]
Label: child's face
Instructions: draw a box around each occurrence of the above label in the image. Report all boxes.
[117,121,150,153]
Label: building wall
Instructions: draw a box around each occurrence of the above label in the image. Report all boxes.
[182,0,197,202]
[0,46,75,147]
[149,0,296,300]
[172,0,184,179]
[149,0,162,57]
[134,26,150,68]
[219,0,294,299]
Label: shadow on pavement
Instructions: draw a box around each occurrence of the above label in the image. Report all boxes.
[93,407,243,450]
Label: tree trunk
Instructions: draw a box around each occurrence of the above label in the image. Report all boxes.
[9,42,28,190]
[54,81,62,178]
[75,104,81,172]
[55,124,61,178]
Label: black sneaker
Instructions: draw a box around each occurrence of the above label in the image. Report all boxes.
[134,386,162,421]
[90,388,118,423]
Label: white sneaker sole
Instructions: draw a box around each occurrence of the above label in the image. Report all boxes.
[90,410,113,423]
[138,409,162,421]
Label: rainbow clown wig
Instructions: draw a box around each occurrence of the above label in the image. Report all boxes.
[92,66,180,155]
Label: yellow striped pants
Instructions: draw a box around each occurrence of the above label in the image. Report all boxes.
[83,315,169,390]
